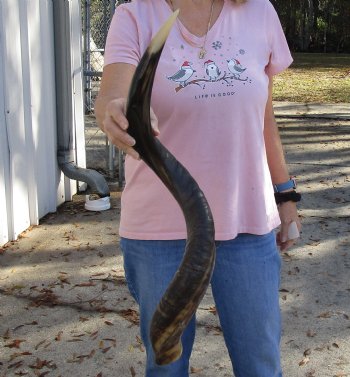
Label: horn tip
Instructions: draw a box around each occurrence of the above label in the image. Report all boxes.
[148,10,179,54]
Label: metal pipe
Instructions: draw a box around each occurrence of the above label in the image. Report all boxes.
[108,141,114,178]
[53,0,109,198]
[118,150,124,188]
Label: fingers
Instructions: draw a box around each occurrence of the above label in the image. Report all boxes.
[150,107,160,136]
[277,219,302,252]
[102,99,159,160]
[276,200,302,252]
[277,231,297,252]
[103,115,140,160]
[103,99,140,160]
[106,98,129,130]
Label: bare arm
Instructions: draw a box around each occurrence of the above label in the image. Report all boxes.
[95,63,159,160]
[264,79,290,184]
[94,63,140,159]
[264,77,301,251]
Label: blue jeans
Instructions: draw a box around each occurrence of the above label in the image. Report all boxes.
[120,232,282,377]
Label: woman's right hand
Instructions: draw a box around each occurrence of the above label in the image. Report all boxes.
[102,97,159,160]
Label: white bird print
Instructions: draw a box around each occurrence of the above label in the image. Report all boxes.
[167,61,195,87]
[204,59,221,81]
[227,58,247,76]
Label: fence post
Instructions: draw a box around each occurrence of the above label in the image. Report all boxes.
[83,0,92,113]
[110,0,116,16]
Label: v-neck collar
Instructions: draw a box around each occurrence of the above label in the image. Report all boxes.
[163,0,227,45]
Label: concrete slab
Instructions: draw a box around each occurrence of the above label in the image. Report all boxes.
[1,110,350,377]
[274,102,350,120]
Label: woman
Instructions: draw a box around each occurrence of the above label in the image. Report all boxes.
[95,0,301,376]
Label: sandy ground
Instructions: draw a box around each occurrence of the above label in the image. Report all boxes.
[0,107,350,377]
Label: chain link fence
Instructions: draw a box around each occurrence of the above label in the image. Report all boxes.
[82,0,130,187]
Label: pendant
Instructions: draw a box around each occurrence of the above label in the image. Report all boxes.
[198,47,206,59]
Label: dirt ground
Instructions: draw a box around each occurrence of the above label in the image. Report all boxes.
[0,113,350,377]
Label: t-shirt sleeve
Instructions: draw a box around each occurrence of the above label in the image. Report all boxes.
[103,5,141,67]
[264,2,293,76]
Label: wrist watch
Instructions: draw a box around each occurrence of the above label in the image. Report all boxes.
[273,178,296,193]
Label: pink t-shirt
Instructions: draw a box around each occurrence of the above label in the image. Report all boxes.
[104,0,293,240]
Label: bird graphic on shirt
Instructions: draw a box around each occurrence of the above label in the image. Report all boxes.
[167,61,195,87]
[227,58,247,76]
[204,60,221,81]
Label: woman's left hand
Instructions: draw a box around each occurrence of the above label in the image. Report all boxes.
[276,201,301,252]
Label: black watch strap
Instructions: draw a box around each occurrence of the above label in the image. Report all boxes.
[274,191,301,205]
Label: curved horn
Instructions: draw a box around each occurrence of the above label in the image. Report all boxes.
[126,11,216,366]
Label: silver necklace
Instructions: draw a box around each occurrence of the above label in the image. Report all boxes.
[169,0,215,59]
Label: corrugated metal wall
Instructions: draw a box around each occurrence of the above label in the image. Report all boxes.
[0,0,86,246]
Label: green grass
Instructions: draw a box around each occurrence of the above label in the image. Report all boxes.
[273,53,350,103]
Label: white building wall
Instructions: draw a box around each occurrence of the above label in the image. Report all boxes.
[0,35,11,245]
[0,0,86,246]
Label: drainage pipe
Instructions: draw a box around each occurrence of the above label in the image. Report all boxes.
[53,0,109,198]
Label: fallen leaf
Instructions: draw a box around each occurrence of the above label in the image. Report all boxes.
[317,311,332,318]
[35,340,47,350]
[74,282,96,287]
[29,358,56,370]
[27,321,38,326]
[31,290,59,307]
[299,356,310,366]
[89,330,99,340]
[10,352,32,361]
[190,366,204,374]
[8,360,24,369]
[304,349,312,356]
[130,366,136,377]
[103,338,117,347]
[71,333,85,338]
[55,331,63,341]
[136,335,142,345]
[205,324,222,335]
[3,328,11,339]
[104,321,114,326]
[5,339,26,349]
[58,275,70,285]
[10,284,26,291]
[305,370,316,377]
[37,372,50,377]
[120,309,140,325]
